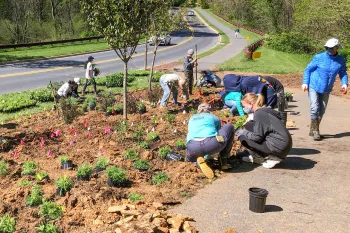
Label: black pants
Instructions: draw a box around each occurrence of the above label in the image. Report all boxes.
[83,78,97,93]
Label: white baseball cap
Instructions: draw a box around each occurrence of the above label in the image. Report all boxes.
[324,38,342,48]
[187,49,194,55]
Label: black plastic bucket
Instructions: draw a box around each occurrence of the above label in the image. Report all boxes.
[280,112,287,127]
[249,187,268,213]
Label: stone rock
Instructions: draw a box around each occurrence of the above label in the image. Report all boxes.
[182,221,191,230]
[286,120,296,127]
[120,210,142,217]
[152,217,168,227]
[222,228,238,233]
[140,213,153,222]
[114,229,122,233]
[141,151,153,160]
[152,211,162,219]
[184,226,197,233]
[125,204,136,210]
[152,202,164,210]
[154,227,169,233]
[93,218,104,225]
[116,216,134,226]
[169,229,180,233]
[167,217,183,230]
[108,205,128,213]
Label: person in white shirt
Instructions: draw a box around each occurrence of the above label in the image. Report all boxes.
[82,56,97,96]
[159,74,181,107]
[57,78,80,99]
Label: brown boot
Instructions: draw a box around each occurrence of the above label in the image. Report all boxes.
[312,119,321,141]
[219,156,232,170]
[309,119,316,136]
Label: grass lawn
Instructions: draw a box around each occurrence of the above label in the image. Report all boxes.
[205,9,262,45]
[218,47,312,74]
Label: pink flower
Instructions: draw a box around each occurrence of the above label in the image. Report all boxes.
[55,130,61,137]
[69,140,74,145]
[105,126,111,134]
[14,151,19,158]
[40,137,45,143]
[20,139,25,145]
[47,150,52,157]
[74,132,78,137]
[100,149,105,155]
[50,133,55,138]
[88,132,93,137]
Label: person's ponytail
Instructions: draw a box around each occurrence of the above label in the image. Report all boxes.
[242,93,266,109]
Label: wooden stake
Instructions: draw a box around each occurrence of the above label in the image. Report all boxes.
[195,44,198,86]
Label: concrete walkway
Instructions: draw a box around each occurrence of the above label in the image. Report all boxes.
[172,88,350,233]
[195,8,247,71]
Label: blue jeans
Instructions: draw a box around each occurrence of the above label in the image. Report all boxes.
[160,79,178,106]
[265,86,277,108]
[225,100,238,114]
[308,87,329,120]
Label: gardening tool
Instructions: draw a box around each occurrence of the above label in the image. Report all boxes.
[194,44,198,87]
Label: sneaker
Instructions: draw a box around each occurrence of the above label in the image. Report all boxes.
[241,155,265,164]
[262,160,280,169]
[197,157,214,179]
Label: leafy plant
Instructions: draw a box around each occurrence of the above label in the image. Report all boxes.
[146,132,159,141]
[128,193,143,202]
[176,140,186,149]
[96,157,109,170]
[26,185,44,206]
[220,111,230,118]
[35,171,49,181]
[0,93,37,113]
[77,163,93,177]
[133,159,150,170]
[105,73,124,87]
[30,88,54,102]
[55,176,73,194]
[0,214,16,233]
[152,172,169,185]
[137,101,146,112]
[164,113,175,122]
[36,222,60,233]
[190,108,197,114]
[18,179,31,187]
[59,155,69,164]
[106,166,127,183]
[285,92,293,97]
[0,160,8,176]
[139,141,149,149]
[132,123,145,142]
[39,201,63,220]
[151,116,158,125]
[86,96,97,106]
[124,149,139,160]
[158,146,171,159]
[107,104,123,114]
[97,93,115,112]
[21,161,38,175]
[115,120,129,142]
[234,115,248,129]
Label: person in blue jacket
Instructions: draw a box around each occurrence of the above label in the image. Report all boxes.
[219,90,245,117]
[186,103,235,178]
[223,74,277,108]
[198,70,222,87]
[302,38,348,141]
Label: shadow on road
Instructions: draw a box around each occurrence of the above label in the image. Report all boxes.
[5,59,86,69]
[265,205,283,213]
[289,148,321,156]
[276,157,317,170]
[323,132,350,139]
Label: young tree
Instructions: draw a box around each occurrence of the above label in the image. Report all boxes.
[147,5,186,90]
[81,0,148,119]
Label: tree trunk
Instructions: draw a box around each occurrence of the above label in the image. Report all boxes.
[123,62,128,120]
[144,37,148,70]
[148,42,159,90]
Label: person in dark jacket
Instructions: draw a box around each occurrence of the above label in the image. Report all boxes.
[183,49,197,95]
[223,74,277,108]
[261,75,285,110]
[302,38,348,141]
[236,93,292,168]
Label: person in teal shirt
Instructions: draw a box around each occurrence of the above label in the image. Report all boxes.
[186,103,235,179]
[220,91,244,117]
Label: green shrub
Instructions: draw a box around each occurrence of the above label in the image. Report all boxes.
[55,176,73,194]
[30,88,54,102]
[158,146,171,159]
[21,161,38,176]
[234,115,247,129]
[176,140,186,149]
[59,155,69,164]
[96,157,109,170]
[106,166,127,183]
[35,171,49,181]
[128,193,143,202]
[339,47,350,66]
[151,72,163,82]
[133,159,150,170]
[94,76,107,85]
[0,214,16,233]
[146,132,159,141]
[139,141,149,149]
[152,172,169,185]
[264,32,320,54]
[0,160,8,176]
[47,81,64,91]
[39,201,63,220]
[77,163,93,177]
[105,73,124,87]
[124,149,139,160]
[59,98,80,124]
[36,222,60,233]
[0,93,37,113]
[18,179,31,187]
[26,185,44,206]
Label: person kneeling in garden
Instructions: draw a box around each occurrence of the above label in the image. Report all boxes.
[159,73,182,108]
[198,70,222,87]
[236,93,292,169]
[186,103,234,178]
[57,78,80,100]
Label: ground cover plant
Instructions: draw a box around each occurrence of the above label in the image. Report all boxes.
[26,185,44,206]
[0,86,243,231]
[39,201,63,220]
[128,193,143,202]
[36,222,60,233]
[21,161,38,176]
[133,159,151,170]
[0,214,16,233]
[158,146,172,159]
[77,163,93,179]
[152,172,169,185]
[95,157,109,171]
[124,149,139,160]
[35,171,49,181]
[0,160,8,176]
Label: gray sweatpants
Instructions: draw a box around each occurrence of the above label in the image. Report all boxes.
[186,124,235,162]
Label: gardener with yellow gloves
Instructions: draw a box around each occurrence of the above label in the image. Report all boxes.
[186,103,234,178]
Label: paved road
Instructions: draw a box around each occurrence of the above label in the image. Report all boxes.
[0,15,218,94]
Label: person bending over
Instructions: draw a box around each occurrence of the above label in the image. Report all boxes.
[57,78,80,100]
[236,93,292,169]
[199,70,222,87]
[186,103,235,178]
